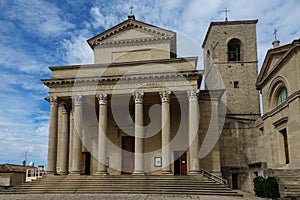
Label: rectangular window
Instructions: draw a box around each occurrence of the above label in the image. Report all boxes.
[234,81,239,88]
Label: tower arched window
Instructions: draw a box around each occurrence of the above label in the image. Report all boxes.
[227,39,241,61]
[277,87,287,105]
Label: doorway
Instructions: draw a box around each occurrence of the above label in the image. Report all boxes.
[232,173,239,189]
[174,151,187,175]
[280,128,290,164]
[81,152,91,175]
[122,136,135,174]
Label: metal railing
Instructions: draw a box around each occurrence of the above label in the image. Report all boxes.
[200,168,228,186]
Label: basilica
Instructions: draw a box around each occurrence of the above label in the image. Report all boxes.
[42,14,300,195]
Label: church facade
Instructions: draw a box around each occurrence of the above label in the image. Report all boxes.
[42,15,223,177]
[42,14,300,193]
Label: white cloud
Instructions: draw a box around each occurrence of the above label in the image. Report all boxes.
[59,30,94,65]
[6,0,74,37]
[90,7,121,30]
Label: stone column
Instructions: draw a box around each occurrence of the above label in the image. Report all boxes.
[46,96,58,175]
[160,91,172,174]
[70,95,83,175]
[96,94,108,175]
[60,102,70,175]
[132,92,145,175]
[187,90,201,175]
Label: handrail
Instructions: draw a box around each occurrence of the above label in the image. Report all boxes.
[200,168,228,186]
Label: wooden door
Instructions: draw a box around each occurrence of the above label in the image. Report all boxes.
[81,152,91,175]
[122,136,135,174]
[174,151,187,175]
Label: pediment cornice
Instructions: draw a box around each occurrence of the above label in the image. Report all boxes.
[94,35,174,48]
[87,17,175,49]
[256,39,300,89]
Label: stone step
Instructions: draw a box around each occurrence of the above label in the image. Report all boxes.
[271,169,300,198]
[0,175,241,196]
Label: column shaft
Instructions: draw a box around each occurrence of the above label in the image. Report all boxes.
[71,95,82,175]
[188,90,201,174]
[96,94,108,175]
[46,96,58,175]
[60,103,70,175]
[133,92,145,175]
[160,91,172,174]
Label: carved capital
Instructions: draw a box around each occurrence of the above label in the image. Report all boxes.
[132,91,144,104]
[187,90,199,101]
[72,95,82,106]
[46,96,58,106]
[96,94,108,105]
[159,91,171,103]
[59,102,71,114]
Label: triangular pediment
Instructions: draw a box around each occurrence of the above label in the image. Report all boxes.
[107,28,157,41]
[256,40,300,88]
[87,16,175,48]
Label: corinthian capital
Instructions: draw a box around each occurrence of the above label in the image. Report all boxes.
[59,102,70,114]
[46,96,58,105]
[159,91,171,103]
[72,95,82,106]
[96,94,108,105]
[132,91,144,104]
[187,90,199,101]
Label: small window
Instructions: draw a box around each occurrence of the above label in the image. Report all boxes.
[234,81,239,88]
[228,39,241,61]
[277,87,287,105]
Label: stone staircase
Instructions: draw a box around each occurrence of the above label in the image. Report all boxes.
[271,169,300,198]
[0,175,242,196]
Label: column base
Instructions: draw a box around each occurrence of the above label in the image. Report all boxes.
[161,170,173,175]
[59,171,69,176]
[69,171,81,175]
[188,170,202,176]
[46,171,57,175]
[132,171,146,175]
[95,171,108,175]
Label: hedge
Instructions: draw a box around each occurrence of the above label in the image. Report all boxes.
[253,176,280,198]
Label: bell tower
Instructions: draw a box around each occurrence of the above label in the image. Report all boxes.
[202,20,260,118]
[202,20,261,189]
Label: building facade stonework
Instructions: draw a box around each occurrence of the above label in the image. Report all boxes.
[42,15,300,193]
[43,15,223,177]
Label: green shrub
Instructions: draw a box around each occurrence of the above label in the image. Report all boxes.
[253,176,265,197]
[253,176,280,198]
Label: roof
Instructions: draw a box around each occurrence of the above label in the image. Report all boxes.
[256,39,300,89]
[87,15,176,49]
[0,164,36,173]
[202,19,258,48]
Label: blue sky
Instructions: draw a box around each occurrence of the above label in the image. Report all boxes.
[0,0,299,166]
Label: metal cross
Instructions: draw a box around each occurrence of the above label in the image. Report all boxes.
[222,7,230,21]
[129,5,134,15]
[273,28,278,40]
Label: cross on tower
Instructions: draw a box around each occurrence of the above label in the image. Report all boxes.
[273,28,278,40]
[129,5,134,15]
[222,7,230,21]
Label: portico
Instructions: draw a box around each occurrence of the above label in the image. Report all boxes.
[42,15,222,176]
[44,75,204,176]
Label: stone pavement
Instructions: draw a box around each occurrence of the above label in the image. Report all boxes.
[0,192,267,200]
